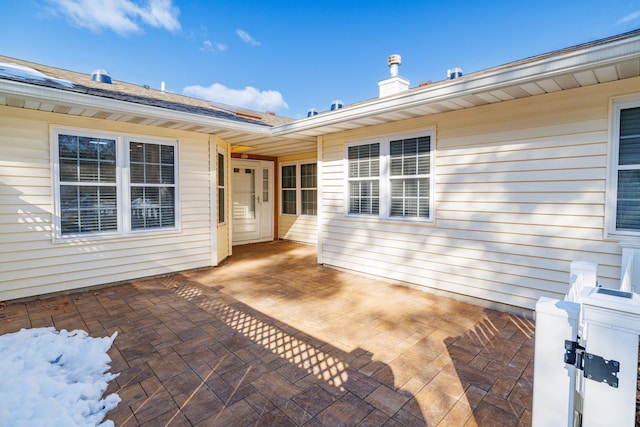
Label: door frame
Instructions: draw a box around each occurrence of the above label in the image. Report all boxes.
[231,158,275,245]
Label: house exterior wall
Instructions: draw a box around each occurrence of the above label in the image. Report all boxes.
[320,78,640,310]
[0,106,217,301]
[278,153,318,245]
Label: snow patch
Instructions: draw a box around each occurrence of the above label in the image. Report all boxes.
[0,327,120,427]
[0,62,74,87]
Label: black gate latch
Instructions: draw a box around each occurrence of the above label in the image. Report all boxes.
[564,340,620,388]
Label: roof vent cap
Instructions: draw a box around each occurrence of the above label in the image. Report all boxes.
[388,54,402,77]
[447,68,463,80]
[307,108,318,117]
[330,100,343,111]
[91,69,112,84]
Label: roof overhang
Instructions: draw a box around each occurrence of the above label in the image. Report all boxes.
[272,29,640,140]
[0,78,317,157]
[1,30,639,157]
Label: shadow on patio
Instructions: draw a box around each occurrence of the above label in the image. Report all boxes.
[0,241,534,426]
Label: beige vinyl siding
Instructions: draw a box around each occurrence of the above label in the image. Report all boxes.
[277,153,318,245]
[321,78,640,310]
[278,214,318,244]
[0,106,215,301]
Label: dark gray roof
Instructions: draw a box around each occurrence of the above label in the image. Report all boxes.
[0,55,292,127]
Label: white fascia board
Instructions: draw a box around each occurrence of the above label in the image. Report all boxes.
[0,79,271,135]
[272,33,640,137]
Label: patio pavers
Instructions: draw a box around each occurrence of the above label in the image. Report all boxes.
[0,241,534,426]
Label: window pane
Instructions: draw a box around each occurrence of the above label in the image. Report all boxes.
[130,142,174,184]
[282,189,296,214]
[59,135,116,183]
[620,107,640,138]
[79,160,100,181]
[390,137,430,177]
[130,142,144,163]
[301,163,317,188]
[145,143,160,163]
[146,164,160,183]
[78,137,99,160]
[620,108,640,165]
[58,134,78,158]
[302,189,317,215]
[218,188,225,223]
[60,185,117,234]
[390,178,429,218]
[617,170,640,230]
[130,163,144,183]
[282,165,296,188]
[60,159,78,181]
[161,165,174,184]
[348,143,379,178]
[349,180,379,215]
[131,186,175,230]
[262,169,269,203]
[160,145,174,164]
[218,153,225,186]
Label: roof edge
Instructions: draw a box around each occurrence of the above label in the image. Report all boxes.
[272,29,640,136]
[0,78,271,135]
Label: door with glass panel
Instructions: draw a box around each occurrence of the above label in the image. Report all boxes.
[231,159,273,244]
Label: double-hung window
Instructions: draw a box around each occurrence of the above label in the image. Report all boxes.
[347,129,434,221]
[280,162,317,216]
[610,97,640,236]
[389,136,431,218]
[53,128,178,239]
[129,141,176,230]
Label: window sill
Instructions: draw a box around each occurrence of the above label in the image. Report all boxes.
[344,213,435,225]
[53,227,182,243]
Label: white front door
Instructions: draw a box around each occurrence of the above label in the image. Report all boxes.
[231,159,274,244]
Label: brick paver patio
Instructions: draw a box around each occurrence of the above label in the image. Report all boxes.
[0,241,534,426]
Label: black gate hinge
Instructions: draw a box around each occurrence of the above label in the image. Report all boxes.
[564,340,620,388]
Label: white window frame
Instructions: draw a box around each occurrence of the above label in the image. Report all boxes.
[217,148,226,225]
[280,161,318,217]
[607,95,640,239]
[344,128,435,223]
[51,126,180,241]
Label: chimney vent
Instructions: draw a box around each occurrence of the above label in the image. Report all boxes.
[388,54,402,77]
[91,69,112,84]
[447,68,463,79]
[330,100,343,111]
[378,54,409,98]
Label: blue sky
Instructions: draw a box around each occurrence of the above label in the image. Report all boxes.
[1,1,639,118]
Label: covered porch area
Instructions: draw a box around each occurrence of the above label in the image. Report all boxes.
[0,241,534,426]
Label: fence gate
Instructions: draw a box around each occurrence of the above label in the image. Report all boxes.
[532,261,640,427]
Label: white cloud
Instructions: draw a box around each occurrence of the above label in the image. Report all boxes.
[48,0,181,36]
[236,28,260,46]
[200,39,227,53]
[617,11,640,24]
[183,83,288,112]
